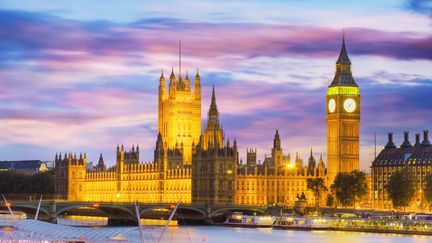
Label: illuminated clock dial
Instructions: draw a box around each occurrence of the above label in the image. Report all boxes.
[328,99,336,113]
[343,98,356,113]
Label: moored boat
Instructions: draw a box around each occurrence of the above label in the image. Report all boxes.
[57,215,108,227]
[0,210,27,226]
[224,212,275,227]
[140,218,178,226]
[273,215,310,230]
[273,216,330,230]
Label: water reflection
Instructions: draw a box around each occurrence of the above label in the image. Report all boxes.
[1,225,431,242]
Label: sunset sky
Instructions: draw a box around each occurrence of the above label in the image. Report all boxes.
[0,0,431,170]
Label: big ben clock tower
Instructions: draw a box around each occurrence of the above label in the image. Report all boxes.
[326,33,360,182]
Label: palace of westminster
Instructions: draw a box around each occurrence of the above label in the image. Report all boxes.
[55,36,432,211]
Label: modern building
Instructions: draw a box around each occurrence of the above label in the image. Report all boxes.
[0,160,49,174]
[371,130,432,210]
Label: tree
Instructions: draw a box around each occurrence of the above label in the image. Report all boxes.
[0,170,55,195]
[331,170,368,208]
[307,178,327,209]
[326,194,335,208]
[386,168,416,211]
[424,174,432,211]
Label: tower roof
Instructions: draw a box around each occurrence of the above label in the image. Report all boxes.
[329,32,357,87]
[195,68,200,79]
[336,32,351,64]
[184,70,190,81]
[160,69,165,80]
[169,66,176,85]
[211,85,216,108]
[205,85,220,130]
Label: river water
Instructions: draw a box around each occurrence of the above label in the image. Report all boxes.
[2,225,432,242]
[116,226,432,243]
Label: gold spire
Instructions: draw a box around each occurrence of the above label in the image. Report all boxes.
[179,40,182,78]
[160,68,165,79]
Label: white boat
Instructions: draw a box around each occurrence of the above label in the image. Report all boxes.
[0,210,27,226]
[273,215,309,230]
[310,217,331,229]
[57,215,108,226]
[224,212,275,227]
[273,216,330,230]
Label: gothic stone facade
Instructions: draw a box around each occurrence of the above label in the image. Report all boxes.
[55,40,367,205]
[235,131,326,206]
[158,68,201,165]
[55,86,327,206]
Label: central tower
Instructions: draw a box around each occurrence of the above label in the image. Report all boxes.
[158,43,202,165]
[326,33,360,182]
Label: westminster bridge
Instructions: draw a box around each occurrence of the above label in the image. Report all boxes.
[3,200,268,224]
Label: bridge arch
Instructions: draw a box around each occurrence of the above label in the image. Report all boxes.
[56,204,135,217]
[139,205,175,216]
[139,205,206,218]
[10,204,50,217]
[177,206,206,218]
[210,207,266,217]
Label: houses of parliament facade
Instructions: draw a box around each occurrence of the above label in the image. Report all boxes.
[55,36,361,206]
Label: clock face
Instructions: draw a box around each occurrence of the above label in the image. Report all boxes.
[328,99,336,113]
[343,98,356,113]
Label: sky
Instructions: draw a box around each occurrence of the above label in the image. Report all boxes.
[0,0,431,171]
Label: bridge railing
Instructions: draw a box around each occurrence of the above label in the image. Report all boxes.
[0,194,60,201]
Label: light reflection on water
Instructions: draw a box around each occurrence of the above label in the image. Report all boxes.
[121,226,432,243]
[2,226,432,243]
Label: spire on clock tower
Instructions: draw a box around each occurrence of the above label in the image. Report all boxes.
[329,31,357,87]
[336,31,351,64]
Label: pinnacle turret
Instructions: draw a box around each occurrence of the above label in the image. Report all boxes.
[160,69,165,81]
[195,68,200,79]
[273,130,281,150]
[184,70,190,91]
[211,85,217,109]
[205,86,220,130]
[169,67,176,85]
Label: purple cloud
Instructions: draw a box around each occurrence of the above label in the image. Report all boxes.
[0,8,431,172]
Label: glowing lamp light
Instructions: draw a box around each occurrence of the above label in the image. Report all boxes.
[286,163,295,169]
[93,203,99,208]
[5,203,11,207]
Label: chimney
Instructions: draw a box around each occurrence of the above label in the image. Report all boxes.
[400,131,412,148]
[385,132,396,149]
[414,133,421,147]
[421,130,431,147]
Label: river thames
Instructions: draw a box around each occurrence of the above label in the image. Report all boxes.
[2,225,432,242]
[116,226,432,242]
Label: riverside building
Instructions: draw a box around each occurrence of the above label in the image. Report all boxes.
[55,36,360,206]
